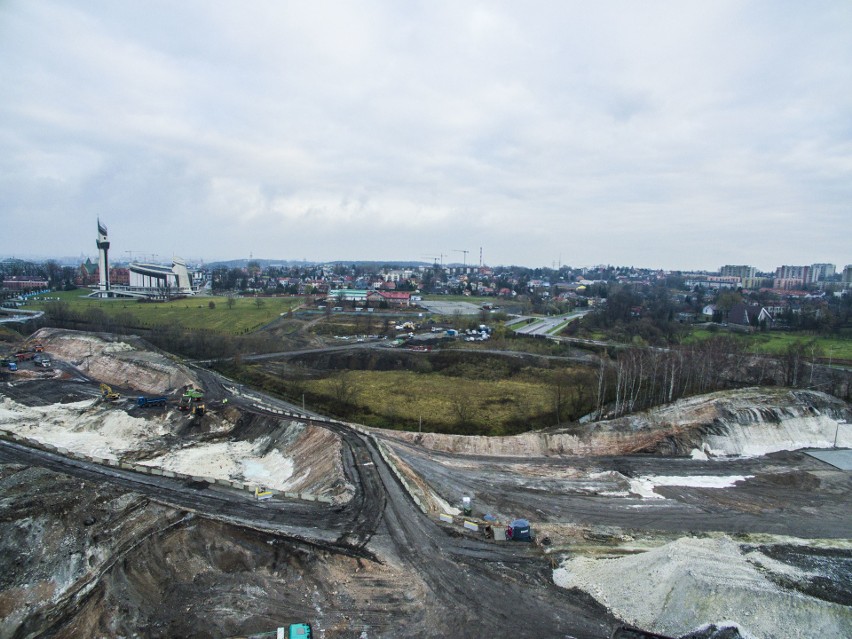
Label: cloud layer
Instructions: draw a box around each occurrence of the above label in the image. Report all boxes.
[2,1,850,270]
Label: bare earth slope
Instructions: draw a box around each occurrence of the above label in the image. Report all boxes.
[375,387,851,457]
[32,327,199,394]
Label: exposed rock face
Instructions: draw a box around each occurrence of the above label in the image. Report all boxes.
[31,327,198,394]
[0,464,177,639]
[376,388,851,457]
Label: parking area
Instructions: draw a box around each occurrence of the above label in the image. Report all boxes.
[416,300,483,315]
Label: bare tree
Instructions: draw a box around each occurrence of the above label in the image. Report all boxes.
[449,386,475,427]
[330,372,361,410]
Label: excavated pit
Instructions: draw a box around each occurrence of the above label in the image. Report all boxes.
[0,462,427,639]
[2,330,850,639]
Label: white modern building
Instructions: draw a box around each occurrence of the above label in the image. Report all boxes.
[129,257,193,295]
[88,220,199,299]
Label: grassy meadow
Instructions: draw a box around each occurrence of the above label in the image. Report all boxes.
[26,290,302,334]
[688,326,852,361]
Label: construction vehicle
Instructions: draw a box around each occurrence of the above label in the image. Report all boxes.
[100,383,120,401]
[276,624,311,639]
[191,402,206,416]
[183,386,205,401]
[137,395,168,408]
[7,361,17,372]
[32,342,44,352]
[178,386,204,411]
[15,351,35,361]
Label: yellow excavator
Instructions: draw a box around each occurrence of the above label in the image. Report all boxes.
[100,383,120,401]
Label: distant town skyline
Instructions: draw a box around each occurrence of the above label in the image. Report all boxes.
[1,1,850,270]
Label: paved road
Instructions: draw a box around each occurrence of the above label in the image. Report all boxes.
[512,310,589,336]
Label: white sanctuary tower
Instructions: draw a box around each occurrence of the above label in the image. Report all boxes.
[96,219,110,295]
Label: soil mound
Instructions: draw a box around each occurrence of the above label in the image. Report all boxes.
[554,535,851,639]
[31,327,198,394]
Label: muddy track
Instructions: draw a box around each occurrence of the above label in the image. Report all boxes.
[0,440,377,562]
[242,402,387,553]
[7,358,848,638]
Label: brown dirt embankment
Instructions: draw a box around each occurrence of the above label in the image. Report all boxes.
[373,388,851,457]
[31,327,198,394]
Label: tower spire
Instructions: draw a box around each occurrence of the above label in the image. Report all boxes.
[96,219,111,294]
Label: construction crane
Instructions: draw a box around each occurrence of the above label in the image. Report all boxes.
[421,254,446,268]
[453,249,469,267]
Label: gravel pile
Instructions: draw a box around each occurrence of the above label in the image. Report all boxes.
[554,535,851,639]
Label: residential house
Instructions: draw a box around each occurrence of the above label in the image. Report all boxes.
[727,302,773,328]
[367,290,411,308]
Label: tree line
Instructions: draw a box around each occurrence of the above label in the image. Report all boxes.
[594,335,850,419]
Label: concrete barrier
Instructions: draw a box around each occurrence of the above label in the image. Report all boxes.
[150,467,163,476]
[439,513,454,523]
[300,493,316,501]
[163,470,175,478]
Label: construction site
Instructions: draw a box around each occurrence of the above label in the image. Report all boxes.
[1,328,850,638]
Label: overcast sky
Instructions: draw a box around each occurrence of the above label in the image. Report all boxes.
[1,1,850,271]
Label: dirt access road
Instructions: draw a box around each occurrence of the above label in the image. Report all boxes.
[1,371,619,638]
[2,349,850,638]
[383,439,852,540]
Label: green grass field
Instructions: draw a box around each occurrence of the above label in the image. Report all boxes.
[26,290,302,334]
[302,369,556,434]
[688,326,852,361]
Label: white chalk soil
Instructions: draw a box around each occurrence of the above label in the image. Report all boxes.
[0,396,301,493]
[554,535,851,639]
[139,439,301,491]
[374,387,851,458]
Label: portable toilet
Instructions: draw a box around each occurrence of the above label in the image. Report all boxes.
[462,496,472,516]
[507,518,532,541]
